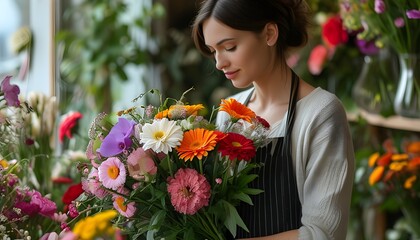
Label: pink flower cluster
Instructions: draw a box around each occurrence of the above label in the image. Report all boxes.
[1,174,58,220]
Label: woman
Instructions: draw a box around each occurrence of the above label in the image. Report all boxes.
[191,0,355,239]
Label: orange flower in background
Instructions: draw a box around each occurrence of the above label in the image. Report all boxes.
[368,152,380,167]
[369,139,420,195]
[220,98,256,123]
[177,128,218,161]
[404,175,417,189]
[408,157,420,171]
[369,166,385,186]
[407,141,420,155]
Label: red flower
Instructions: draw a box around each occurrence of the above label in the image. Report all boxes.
[218,132,256,161]
[52,177,74,184]
[62,183,84,205]
[255,116,270,129]
[322,15,348,47]
[59,112,83,142]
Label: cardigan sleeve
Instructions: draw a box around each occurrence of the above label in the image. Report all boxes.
[295,95,355,240]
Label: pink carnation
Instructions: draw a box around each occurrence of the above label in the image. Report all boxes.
[167,168,211,215]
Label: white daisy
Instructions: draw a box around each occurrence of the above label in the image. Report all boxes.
[139,118,183,154]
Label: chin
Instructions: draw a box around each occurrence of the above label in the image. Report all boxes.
[231,80,252,89]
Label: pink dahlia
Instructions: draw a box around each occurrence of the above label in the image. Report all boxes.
[167,168,211,215]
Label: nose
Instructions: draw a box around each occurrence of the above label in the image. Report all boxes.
[215,52,228,71]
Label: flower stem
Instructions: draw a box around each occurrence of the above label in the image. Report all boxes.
[167,155,173,177]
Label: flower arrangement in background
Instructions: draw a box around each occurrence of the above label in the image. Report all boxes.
[340,0,420,54]
[1,75,87,238]
[0,161,65,239]
[67,89,270,239]
[368,138,420,237]
[307,14,349,75]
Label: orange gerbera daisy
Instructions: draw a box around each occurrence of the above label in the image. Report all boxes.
[177,128,218,161]
[184,104,205,116]
[155,109,169,119]
[219,98,256,123]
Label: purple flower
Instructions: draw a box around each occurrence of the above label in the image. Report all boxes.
[97,117,136,157]
[1,76,20,107]
[374,0,386,14]
[406,9,420,19]
[394,17,405,28]
[356,39,380,56]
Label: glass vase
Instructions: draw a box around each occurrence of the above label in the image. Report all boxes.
[395,195,420,239]
[352,49,397,116]
[393,53,420,118]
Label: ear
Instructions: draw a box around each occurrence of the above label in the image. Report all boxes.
[265,22,278,46]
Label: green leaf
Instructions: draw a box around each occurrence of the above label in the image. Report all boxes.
[237,174,259,187]
[149,209,166,228]
[232,192,253,205]
[183,227,196,240]
[242,188,264,195]
[221,200,249,238]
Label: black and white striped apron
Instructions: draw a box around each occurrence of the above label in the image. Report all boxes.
[235,71,302,238]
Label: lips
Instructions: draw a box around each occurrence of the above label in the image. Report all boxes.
[224,70,239,79]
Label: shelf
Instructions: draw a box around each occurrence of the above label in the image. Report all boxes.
[347,109,420,132]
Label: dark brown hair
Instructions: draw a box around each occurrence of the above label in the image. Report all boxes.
[192,0,311,60]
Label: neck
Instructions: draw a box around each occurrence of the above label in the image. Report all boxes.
[251,65,292,106]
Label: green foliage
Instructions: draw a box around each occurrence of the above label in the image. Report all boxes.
[57,0,165,113]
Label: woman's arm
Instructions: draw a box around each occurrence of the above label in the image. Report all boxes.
[239,229,298,240]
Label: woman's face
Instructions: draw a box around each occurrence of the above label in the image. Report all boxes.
[202,17,274,88]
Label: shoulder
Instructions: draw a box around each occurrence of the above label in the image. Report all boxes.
[296,87,347,126]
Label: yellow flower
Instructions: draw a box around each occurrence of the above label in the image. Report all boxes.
[389,162,407,172]
[73,210,117,240]
[369,166,384,186]
[368,152,380,167]
[404,175,417,189]
[391,153,409,161]
[0,159,9,170]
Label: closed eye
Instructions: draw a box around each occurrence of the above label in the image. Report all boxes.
[225,46,236,52]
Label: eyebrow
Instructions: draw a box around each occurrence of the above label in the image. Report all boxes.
[206,38,235,48]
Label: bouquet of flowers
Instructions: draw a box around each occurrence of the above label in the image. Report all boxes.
[71,89,270,239]
[368,138,420,237]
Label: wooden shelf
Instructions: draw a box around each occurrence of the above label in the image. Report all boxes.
[347,109,420,132]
